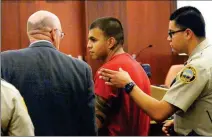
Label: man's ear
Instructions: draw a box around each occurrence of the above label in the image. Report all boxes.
[50,29,60,50]
[51,29,57,42]
[107,37,117,49]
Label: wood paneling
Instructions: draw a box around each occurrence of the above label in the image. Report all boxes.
[19,1,37,49]
[126,1,173,84]
[2,1,21,51]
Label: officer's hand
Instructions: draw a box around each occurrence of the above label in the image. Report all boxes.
[162,120,174,136]
[98,68,133,88]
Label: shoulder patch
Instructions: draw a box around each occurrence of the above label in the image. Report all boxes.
[179,66,196,83]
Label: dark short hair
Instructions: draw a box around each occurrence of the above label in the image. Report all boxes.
[89,17,124,45]
[170,6,205,37]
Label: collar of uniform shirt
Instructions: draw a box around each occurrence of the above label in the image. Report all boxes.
[29,40,52,47]
[188,39,210,60]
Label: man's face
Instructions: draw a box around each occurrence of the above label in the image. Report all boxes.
[87,28,109,60]
[167,21,187,53]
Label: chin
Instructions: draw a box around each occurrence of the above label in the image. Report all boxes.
[90,56,97,60]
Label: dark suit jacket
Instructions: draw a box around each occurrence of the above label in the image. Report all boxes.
[1,41,97,136]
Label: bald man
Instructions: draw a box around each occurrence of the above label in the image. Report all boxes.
[1,10,97,135]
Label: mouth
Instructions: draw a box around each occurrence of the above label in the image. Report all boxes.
[89,51,94,54]
[89,51,94,57]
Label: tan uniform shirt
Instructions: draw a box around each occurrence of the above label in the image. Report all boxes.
[1,79,35,136]
[163,39,212,135]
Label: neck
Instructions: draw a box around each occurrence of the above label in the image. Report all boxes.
[29,34,53,42]
[104,44,125,62]
[187,37,205,56]
[28,30,53,44]
[29,38,52,44]
[28,34,59,49]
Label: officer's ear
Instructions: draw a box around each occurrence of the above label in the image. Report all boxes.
[184,28,193,40]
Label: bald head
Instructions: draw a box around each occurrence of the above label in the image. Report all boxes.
[27,10,61,33]
[27,10,63,49]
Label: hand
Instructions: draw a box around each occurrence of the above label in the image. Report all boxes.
[162,120,174,136]
[98,68,133,88]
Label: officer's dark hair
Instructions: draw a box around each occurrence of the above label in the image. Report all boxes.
[170,6,206,37]
[89,17,124,45]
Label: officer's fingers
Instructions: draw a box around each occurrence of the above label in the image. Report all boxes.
[119,67,125,72]
[119,68,129,76]
[100,68,116,75]
[164,133,170,136]
[165,132,170,136]
[99,76,108,81]
[163,126,171,136]
[162,123,171,134]
[162,126,165,131]
[105,78,121,87]
[105,82,113,86]
[99,71,114,78]
[162,126,168,133]
[163,120,173,127]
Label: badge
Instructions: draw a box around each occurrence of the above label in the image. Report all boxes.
[179,66,196,83]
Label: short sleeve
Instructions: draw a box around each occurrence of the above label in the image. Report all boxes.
[10,88,35,136]
[94,72,119,100]
[163,64,208,112]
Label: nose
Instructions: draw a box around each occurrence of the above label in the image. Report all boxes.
[167,35,171,41]
[87,40,92,49]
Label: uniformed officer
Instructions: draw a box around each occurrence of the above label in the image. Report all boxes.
[1,79,34,136]
[98,6,212,135]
